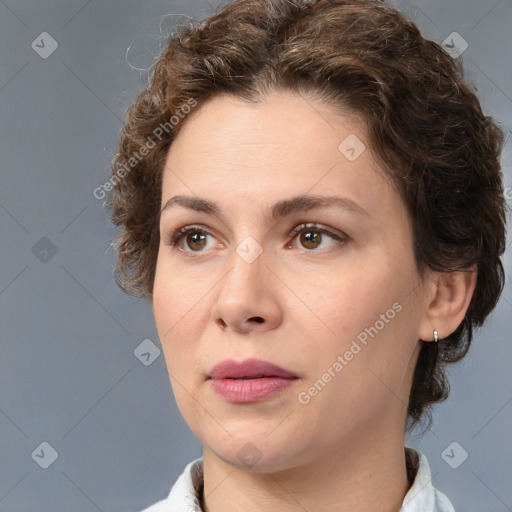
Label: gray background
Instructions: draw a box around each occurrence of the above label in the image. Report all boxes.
[0,0,511,511]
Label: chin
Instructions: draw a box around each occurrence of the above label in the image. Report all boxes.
[204,431,310,473]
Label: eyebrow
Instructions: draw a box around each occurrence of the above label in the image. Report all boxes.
[160,194,369,223]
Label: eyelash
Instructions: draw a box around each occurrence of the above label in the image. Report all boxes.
[164,223,347,256]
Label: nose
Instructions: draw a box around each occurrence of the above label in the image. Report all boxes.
[211,247,283,334]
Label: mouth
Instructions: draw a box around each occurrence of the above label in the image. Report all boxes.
[224,375,297,380]
[207,358,298,403]
[208,358,298,381]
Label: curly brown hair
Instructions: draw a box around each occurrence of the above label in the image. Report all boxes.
[105,0,507,431]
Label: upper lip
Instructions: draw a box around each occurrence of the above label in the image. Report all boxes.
[209,358,298,379]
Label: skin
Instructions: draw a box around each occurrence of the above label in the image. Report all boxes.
[152,90,477,512]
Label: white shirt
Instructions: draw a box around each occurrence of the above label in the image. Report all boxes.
[139,447,455,512]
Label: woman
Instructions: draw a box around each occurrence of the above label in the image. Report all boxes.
[106,0,507,510]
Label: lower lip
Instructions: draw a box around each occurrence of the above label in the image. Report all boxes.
[209,377,297,402]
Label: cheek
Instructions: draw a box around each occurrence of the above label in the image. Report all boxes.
[293,257,416,369]
[152,266,204,372]
[153,254,210,328]
[291,265,390,337]
[293,269,417,424]
[153,284,208,430]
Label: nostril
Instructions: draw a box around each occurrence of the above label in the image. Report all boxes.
[250,317,264,323]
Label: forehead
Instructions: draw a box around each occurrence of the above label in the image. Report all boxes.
[167,91,367,165]
[160,91,396,218]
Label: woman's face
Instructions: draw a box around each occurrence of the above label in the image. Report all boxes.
[153,90,431,471]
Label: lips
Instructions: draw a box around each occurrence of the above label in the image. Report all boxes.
[209,358,297,380]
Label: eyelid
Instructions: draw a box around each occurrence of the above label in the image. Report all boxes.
[288,222,347,242]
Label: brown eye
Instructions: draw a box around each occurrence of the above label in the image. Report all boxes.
[299,230,323,250]
[289,223,345,252]
[166,226,214,253]
[287,223,349,254]
[184,231,208,251]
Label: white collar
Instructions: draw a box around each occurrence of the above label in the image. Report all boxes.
[139,447,455,512]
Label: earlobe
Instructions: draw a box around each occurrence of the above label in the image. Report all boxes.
[418,264,477,342]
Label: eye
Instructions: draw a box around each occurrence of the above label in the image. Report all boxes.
[165,225,219,253]
[287,223,346,252]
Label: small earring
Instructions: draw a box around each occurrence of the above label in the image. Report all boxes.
[433,329,439,343]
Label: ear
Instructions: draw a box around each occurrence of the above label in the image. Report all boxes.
[418,264,477,342]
